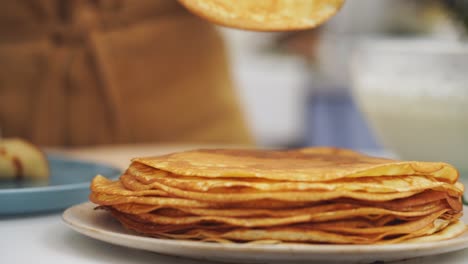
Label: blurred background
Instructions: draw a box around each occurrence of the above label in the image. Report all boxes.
[1,0,467,156]
[220,0,466,150]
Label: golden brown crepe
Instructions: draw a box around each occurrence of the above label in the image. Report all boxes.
[133,148,458,182]
[0,138,49,180]
[178,0,345,31]
[89,147,466,244]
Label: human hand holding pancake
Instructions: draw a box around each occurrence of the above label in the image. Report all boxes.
[89,147,465,244]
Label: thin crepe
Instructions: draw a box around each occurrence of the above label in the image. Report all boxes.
[133,148,458,183]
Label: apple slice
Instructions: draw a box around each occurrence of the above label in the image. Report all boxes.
[0,138,49,180]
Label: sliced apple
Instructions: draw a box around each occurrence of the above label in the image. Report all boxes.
[0,138,49,180]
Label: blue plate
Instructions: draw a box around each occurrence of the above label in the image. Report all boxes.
[0,155,121,215]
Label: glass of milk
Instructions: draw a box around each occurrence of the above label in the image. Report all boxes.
[351,38,468,176]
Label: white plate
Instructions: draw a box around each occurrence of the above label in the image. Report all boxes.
[63,202,468,263]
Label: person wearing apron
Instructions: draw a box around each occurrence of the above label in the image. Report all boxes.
[0,0,251,146]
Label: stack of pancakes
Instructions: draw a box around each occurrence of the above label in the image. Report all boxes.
[90,148,466,244]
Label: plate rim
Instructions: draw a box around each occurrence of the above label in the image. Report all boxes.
[62,202,468,255]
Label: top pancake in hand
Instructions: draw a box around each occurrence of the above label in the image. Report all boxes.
[178,0,345,31]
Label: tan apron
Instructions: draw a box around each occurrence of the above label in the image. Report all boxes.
[0,0,251,147]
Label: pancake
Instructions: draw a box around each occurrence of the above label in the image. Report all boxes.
[133,148,458,183]
[109,205,450,228]
[177,0,345,31]
[111,200,447,218]
[126,162,463,194]
[106,208,458,245]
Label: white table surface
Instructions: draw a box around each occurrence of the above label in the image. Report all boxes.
[2,145,468,264]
